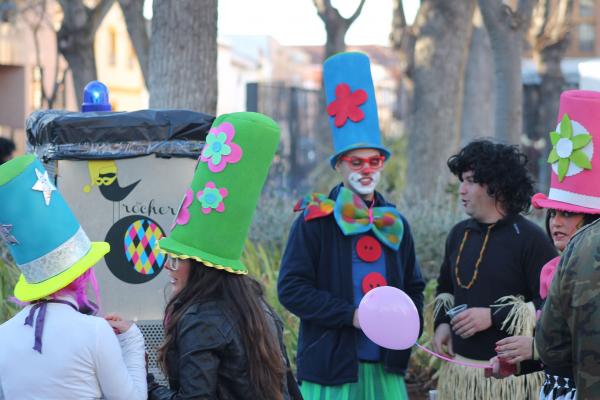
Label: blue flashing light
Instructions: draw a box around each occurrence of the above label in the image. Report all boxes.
[81,80,112,112]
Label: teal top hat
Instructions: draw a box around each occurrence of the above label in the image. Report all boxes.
[323,52,391,168]
[0,155,109,302]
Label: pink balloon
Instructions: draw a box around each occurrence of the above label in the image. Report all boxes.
[358,286,420,350]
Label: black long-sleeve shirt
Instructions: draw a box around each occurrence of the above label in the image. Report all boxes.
[434,214,557,361]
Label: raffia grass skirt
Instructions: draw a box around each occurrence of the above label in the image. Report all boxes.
[436,354,544,400]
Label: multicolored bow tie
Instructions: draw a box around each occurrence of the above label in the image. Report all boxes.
[294,187,404,250]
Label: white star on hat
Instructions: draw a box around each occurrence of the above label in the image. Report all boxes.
[32,168,56,206]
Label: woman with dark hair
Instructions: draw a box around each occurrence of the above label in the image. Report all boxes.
[146,112,300,400]
[0,155,146,400]
[543,210,600,246]
[149,258,291,399]
[488,96,600,399]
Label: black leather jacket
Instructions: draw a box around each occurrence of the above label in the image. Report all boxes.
[148,300,301,400]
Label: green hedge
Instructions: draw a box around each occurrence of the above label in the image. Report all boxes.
[0,245,20,322]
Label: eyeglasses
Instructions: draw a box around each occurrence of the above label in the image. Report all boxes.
[164,258,180,271]
[339,155,385,171]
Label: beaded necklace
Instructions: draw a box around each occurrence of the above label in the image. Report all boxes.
[454,223,495,289]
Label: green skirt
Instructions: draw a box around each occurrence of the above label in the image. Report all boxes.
[300,363,409,400]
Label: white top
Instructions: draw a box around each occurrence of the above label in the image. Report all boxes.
[0,297,147,400]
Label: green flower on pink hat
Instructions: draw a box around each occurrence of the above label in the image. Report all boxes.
[197,181,228,214]
[547,113,593,182]
[200,122,243,173]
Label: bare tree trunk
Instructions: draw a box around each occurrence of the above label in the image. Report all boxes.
[528,0,574,189]
[395,0,476,192]
[56,0,115,105]
[149,0,217,113]
[461,6,495,146]
[312,0,366,60]
[391,0,416,121]
[20,0,69,109]
[478,0,535,144]
[118,0,149,86]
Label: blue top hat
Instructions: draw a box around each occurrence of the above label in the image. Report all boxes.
[323,52,391,168]
[0,155,109,302]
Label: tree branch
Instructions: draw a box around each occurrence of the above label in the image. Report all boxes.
[118,0,149,84]
[24,0,70,109]
[30,0,48,106]
[312,0,365,25]
[49,65,70,109]
[516,0,536,22]
[513,0,536,30]
[312,0,337,23]
[18,0,41,29]
[90,0,115,34]
[56,0,69,13]
[530,0,550,41]
[50,31,64,107]
[390,0,407,49]
[347,0,366,24]
[480,0,534,31]
[478,0,503,29]
[529,0,574,50]
[551,0,574,42]
[390,0,417,77]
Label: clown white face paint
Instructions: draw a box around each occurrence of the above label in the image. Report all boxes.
[348,171,381,195]
[336,148,384,201]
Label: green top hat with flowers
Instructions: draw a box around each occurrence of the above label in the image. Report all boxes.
[158,112,280,274]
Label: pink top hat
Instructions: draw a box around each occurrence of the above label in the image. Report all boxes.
[532,90,600,214]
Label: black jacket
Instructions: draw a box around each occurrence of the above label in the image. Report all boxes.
[148,300,301,400]
[278,184,426,385]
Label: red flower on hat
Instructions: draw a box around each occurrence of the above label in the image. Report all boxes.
[327,83,368,127]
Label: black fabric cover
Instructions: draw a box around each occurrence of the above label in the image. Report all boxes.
[26,109,214,160]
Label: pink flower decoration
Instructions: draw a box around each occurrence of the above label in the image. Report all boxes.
[326,83,367,128]
[200,122,243,173]
[197,181,228,214]
[173,188,194,228]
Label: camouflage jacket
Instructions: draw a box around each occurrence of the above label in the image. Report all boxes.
[536,219,600,398]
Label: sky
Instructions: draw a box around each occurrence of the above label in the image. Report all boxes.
[144,1,420,47]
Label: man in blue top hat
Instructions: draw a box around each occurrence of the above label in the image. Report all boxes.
[278,52,425,400]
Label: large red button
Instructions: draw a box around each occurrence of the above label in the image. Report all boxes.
[356,236,382,263]
[362,272,387,294]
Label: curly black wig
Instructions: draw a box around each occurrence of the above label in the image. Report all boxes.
[447,139,534,215]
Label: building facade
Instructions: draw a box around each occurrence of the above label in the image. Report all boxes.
[0,2,147,153]
[566,0,600,57]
